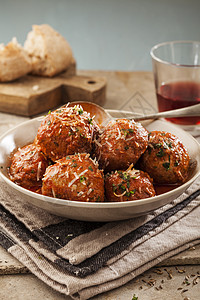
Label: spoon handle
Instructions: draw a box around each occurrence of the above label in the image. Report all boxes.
[132,103,200,121]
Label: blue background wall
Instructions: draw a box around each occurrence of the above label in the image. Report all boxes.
[0,0,199,71]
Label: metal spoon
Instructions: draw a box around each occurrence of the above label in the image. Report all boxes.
[69,101,200,125]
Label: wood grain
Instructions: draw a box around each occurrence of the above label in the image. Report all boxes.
[0,66,106,116]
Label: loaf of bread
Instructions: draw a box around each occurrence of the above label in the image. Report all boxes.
[0,38,32,82]
[24,24,74,77]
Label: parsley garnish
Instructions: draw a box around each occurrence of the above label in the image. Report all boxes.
[88,118,93,125]
[156,148,165,157]
[174,160,179,167]
[112,184,117,192]
[163,162,170,170]
[88,166,93,171]
[78,108,83,115]
[154,143,162,148]
[71,163,77,168]
[125,189,136,197]
[80,175,86,183]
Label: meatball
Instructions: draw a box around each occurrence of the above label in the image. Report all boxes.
[9,143,49,191]
[138,131,190,184]
[36,104,99,162]
[94,119,148,172]
[105,166,156,202]
[42,153,104,202]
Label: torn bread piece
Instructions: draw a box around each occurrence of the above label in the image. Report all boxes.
[24,24,74,77]
[0,37,32,82]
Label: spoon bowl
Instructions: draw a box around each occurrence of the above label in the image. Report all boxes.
[69,101,200,125]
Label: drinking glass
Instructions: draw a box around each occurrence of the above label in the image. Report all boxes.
[151,41,200,126]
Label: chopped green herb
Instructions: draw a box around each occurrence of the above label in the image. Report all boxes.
[124,145,129,150]
[117,170,123,175]
[88,166,93,171]
[48,110,51,114]
[174,160,179,167]
[78,108,83,115]
[69,131,75,136]
[154,143,162,148]
[119,184,126,191]
[132,294,138,300]
[166,141,173,148]
[31,169,35,173]
[112,184,117,192]
[156,148,165,157]
[80,175,86,183]
[47,120,51,126]
[125,189,136,197]
[121,128,133,137]
[88,118,93,125]
[122,172,128,180]
[130,189,136,194]
[71,163,77,167]
[163,162,170,170]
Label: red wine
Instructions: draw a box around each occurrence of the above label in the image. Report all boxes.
[157,81,200,125]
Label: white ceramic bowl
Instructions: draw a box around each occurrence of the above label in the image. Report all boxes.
[0,112,200,222]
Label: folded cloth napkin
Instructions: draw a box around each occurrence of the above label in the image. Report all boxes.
[0,128,200,300]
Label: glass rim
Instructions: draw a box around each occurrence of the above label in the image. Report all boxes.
[150,40,200,67]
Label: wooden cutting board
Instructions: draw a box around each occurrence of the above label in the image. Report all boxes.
[0,63,106,116]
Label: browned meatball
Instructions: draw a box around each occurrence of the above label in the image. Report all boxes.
[94,119,148,172]
[9,143,49,191]
[42,153,104,202]
[36,104,99,162]
[105,166,156,202]
[138,131,190,184]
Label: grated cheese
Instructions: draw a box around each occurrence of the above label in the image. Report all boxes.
[36,161,42,181]
[116,127,121,140]
[51,188,56,198]
[87,188,93,195]
[68,169,88,187]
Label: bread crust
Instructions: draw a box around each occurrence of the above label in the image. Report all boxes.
[0,39,32,82]
[24,24,74,77]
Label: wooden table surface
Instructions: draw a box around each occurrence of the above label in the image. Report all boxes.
[0,70,199,299]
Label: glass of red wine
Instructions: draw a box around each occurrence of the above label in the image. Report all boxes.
[151,41,200,126]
